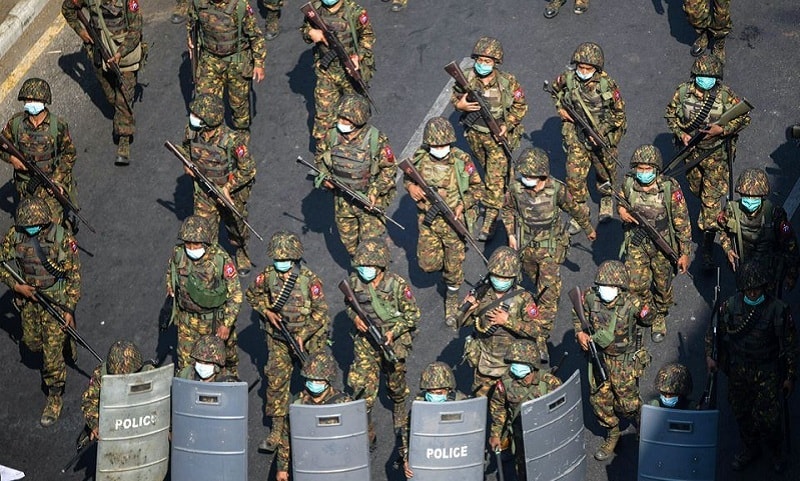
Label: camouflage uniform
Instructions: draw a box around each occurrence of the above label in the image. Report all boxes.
[684,0,731,60]
[648,362,693,409]
[451,37,527,240]
[0,198,81,426]
[175,334,238,381]
[259,0,282,39]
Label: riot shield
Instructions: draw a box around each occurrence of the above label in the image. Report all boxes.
[97,363,173,481]
[171,378,248,481]
[290,398,370,481]
[408,396,487,481]
[520,370,586,481]
[638,404,719,481]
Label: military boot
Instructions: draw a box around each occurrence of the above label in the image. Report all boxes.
[264,9,280,41]
[651,314,666,343]
[593,425,620,461]
[711,37,726,63]
[390,0,407,11]
[573,0,588,14]
[691,31,709,57]
[478,208,498,242]
[115,136,131,166]
[41,387,64,427]
[598,196,613,223]
[235,248,252,276]
[367,409,377,452]
[543,0,564,18]
[701,231,715,271]
[171,0,187,24]
[258,416,284,453]
[444,286,460,329]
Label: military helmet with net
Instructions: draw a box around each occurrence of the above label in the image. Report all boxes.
[655,362,693,397]
[337,94,371,127]
[504,339,540,368]
[737,260,769,291]
[630,144,663,170]
[16,197,52,227]
[691,53,724,80]
[267,231,304,260]
[595,260,629,288]
[300,350,338,382]
[487,246,520,278]
[423,117,456,146]
[735,168,770,197]
[516,147,550,177]
[107,340,144,375]
[178,215,215,244]
[18,78,52,104]
[571,42,604,70]
[353,237,390,268]
[471,36,503,64]
[191,334,226,366]
[419,361,456,390]
[189,94,224,128]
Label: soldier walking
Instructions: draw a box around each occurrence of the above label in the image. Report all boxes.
[684,0,731,60]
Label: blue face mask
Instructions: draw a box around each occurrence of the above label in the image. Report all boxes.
[740,197,762,213]
[490,275,513,292]
[305,380,328,395]
[424,392,448,403]
[474,62,493,77]
[23,226,42,236]
[24,102,45,116]
[660,394,679,408]
[321,0,339,6]
[509,363,532,379]
[636,171,656,185]
[743,293,765,306]
[273,260,293,273]
[357,266,378,282]
[695,76,717,90]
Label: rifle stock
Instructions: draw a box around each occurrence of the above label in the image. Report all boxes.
[568,286,609,385]
[338,279,397,362]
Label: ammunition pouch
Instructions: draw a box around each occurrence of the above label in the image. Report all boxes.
[461,111,483,130]
[463,334,480,368]
[629,227,647,248]
[319,49,338,70]
[422,203,441,227]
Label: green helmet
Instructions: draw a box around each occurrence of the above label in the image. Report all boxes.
[16,197,51,227]
[472,36,504,64]
[419,361,456,390]
[267,231,303,260]
[737,260,769,291]
[630,144,662,170]
[337,94,371,127]
[353,237,390,268]
[655,362,693,397]
[571,42,604,70]
[595,260,629,288]
[516,148,550,177]
[691,53,723,80]
[191,334,226,366]
[735,168,770,197]
[107,340,144,375]
[18,78,52,104]
[178,215,215,244]
[189,94,224,128]
[300,350,338,382]
[423,117,456,146]
[504,340,540,367]
[487,246,520,278]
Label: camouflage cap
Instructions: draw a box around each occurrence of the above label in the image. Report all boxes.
[691,53,723,79]
[735,168,770,197]
[487,246,520,278]
[178,215,215,244]
[655,362,693,397]
[267,231,304,260]
[571,42,604,70]
[337,94,371,127]
[630,144,663,170]
[516,147,550,177]
[472,36,503,64]
[191,334,226,366]
[737,260,769,291]
[300,350,338,382]
[504,339,540,367]
[595,260,629,288]
[423,117,456,146]
[353,237,390,268]
[16,197,52,227]
[18,77,52,104]
[107,340,144,375]
[189,94,224,128]
[419,361,456,390]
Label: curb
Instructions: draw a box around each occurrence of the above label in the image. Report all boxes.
[0,0,50,61]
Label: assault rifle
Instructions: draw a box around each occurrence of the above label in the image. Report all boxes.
[261,314,308,364]
[568,286,608,386]
[399,158,488,265]
[165,141,264,242]
[338,279,398,363]
[697,268,720,410]
[300,2,377,111]
[0,134,96,233]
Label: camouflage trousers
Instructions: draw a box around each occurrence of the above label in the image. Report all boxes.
[726,361,783,453]
[347,334,409,412]
[196,51,255,130]
[518,243,566,333]
[625,239,674,332]
[684,0,732,38]
[472,370,502,398]
[588,354,640,429]
[18,297,69,390]
[264,331,327,417]
[562,122,617,205]
[260,0,283,8]
[685,145,728,232]
[334,194,386,257]
[465,128,516,211]
[174,309,238,374]
[313,64,357,152]
[417,214,466,287]
[194,182,252,248]
[85,46,136,137]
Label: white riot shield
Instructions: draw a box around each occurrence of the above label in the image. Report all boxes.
[408,396,487,481]
[97,363,173,481]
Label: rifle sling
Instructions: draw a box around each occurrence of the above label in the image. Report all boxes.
[475,288,525,319]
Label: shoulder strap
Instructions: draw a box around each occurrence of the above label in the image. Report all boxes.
[475,288,526,318]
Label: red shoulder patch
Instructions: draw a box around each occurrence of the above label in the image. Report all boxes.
[69,240,78,253]
[465,162,476,175]
[128,0,139,12]
[384,146,395,163]
[716,211,727,226]
[513,88,524,100]
[358,10,369,25]
[403,286,413,300]
[224,262,236,279]
[613,89,621,102]
[495,379,505,394]
[639,304,650,319]
[731,97,740,105]
[72,0,81,5]
[235,144,246,159]
[526,301,539,319]
[246,4,254,15]
[255,273,264,286]
[672,189,683,204]
[311,281,322,299]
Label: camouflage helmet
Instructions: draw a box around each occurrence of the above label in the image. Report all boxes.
[571,42,604,70]
[337,94,371,126]
[691,53,723,80]
[190,334,226,366]
[630,144,663,170]
[655,362,693,397]
[472,36,504,64]
[189,94,224,128]
[300,350,338,382]
[18,77,52,104]
[595,260,629,288]
[178,215,215,244]
[353,237,391,268]
[16,197,52,227]
[419,361,456,390]
[737,260,769,291]
[735,168,770,197]
[106,340,144,375]
[267,231,304,260]
[487,246,520,278]
[504,339,540,367]
[423,117,456,146]
[516,147,550,177]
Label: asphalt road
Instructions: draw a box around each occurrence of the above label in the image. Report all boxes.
[0,1,799,480]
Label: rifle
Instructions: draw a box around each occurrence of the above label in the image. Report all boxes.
[568,286,609,386]
[725,138,741,273]
[62,426,95,473]
[165,141,264,242]
[296,156,404,230]
[338,279,398,363]
[2,261,103,363]
[261,314,308,364]
[300,2,377,111]
[0,133,96,233]
[697,268,720,410]
[398,158,488,265]
[457,274,492,319]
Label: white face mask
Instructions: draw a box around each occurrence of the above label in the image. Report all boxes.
[520,177,538,188]
[337,122,355,134]
[24,102,45,116]
[194,362,216,379]
[185,246,206,260]
[576,68,595,81]
[429,146,451,159]
[189,113,205,129]
[597,285,619,303]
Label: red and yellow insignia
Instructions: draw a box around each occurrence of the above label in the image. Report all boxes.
[384,146,395,162]
[235,145,246,158]
[513,88,524,100]
[403,286,413,300]
[72,0,81,6]
[672,189,683,204]
[640,304,650,319]
[526,301,539,319]
[358,10,369,25]
[255,273,264,286]
[246,4,254,15]
[612,89,621,102]
[128,0,139,12]
[224,262,236,279]
[311,282,322,298]
[465,162,476,175]
[69,240,78,253]
[716,211,727,226]
[495,379,505,394]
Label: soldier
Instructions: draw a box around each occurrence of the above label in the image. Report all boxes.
[461,246,545,396]
[315,95,396,257]
[380,0,407,12]
[0,198,81,427]
[301,0,375,153]
[706,261,797,472]
[246,231,330,452]
[165,215,242,376]
[665,53,751,270]
[618,145,692,343]
[62,0,143,164]
[544,0,589,18]
[717,168,799,296]
[260,0,282,39]
[451,36,527,241]
[502,147,596,355]
[573,260,651,461]
[684,0,731,60]
[346,238,420,446]
[404,117,482,328]
[648,362,693,409]
[175,334,238,381]
[181,94,256,274]
[548,42,626,230]
[488,340,562,479]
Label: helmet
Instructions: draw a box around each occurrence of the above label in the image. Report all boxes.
[107,340,144,375]
[300,350,338,382]
[178,215,215,244]
[516,148,550,177]
[16,197,51,227]
[18,78,52,104]
[190,334,226,366]
[487,246,520,278]
[655,362,693,397]
[419,361,456,390]
[737,260,769,291]
[472,36,504,64]
[595,260,629,288]
[735,168,770,197]
[267,231,304,260]
[189,94,224,128]
[353,238,390,268]
[337,94,371,126]
[787,124,800,141]
[423,117,456,146]
[630,144,663,170]
[571,42,604,70]
[691,53,723,80]
[504,340,540,367]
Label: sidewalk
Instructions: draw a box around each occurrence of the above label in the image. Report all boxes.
[0,0,49,61]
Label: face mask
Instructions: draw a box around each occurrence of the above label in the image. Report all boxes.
[306,380,328,395]
[23,102,45,116]
[195,362,216,379]
[597,285,619,303]
[189,113,205,129]
[424,392,448,403]
[636,170,656,185]
[743,293,765,306]
[321,0,339,5]
[695,76,717,90]
[490,275,513,292]
[740,197,762,213]
[660,394,679,408]
[520,177,539,188]
[576,68,595,81]
[337,121,355,134]
[357,266,378,282]
[509,363,532,379]
[274,260,293,273]
[185,246,206,260]
[474,62,493,77]
[23,226,42,236]
[429,146,451,159]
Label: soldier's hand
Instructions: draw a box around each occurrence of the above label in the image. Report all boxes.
[464,294,478,312]
[8,155,27,171]
[13,283,37,300]
[498,124,508,139]
[221,185,235,206]
[106,51,121,66]
[488,436,502,453]
[576,332,591,351]
[349,54,360,71]
[507,235,518,251]
[680,133,692,146]
[276,470,289,481]
[296,336,305,352]
[184,165,195,178]
[726,249,739,271]
[265,310,282,329]
[253,67,265,83]
[677,254,690,274]
[309,28,326,45]
[216,325,230,341]
[700,124,723,138]
[368,194,377,209]
[166,286,174,298]
[455,93,480,113]
[353,315,368,333]
[558,109,573,123]
[618,206,638,225]
[403,459,414,479]
[487,308,508,326]
[79,30,93,44]
[706,356,717,373]
[454,204,464,222]
[63,312,75,330]
[322,179,334,190]
[407,184,425,202]
[384,330,394,346]
[587,229,597,242]
[90,428,99,441]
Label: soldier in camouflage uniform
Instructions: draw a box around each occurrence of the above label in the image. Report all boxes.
[461,246,545,396]
[544,0,589,18]
[62,0,143,164]
[489,340,562,480]
[259,0,282,39]
[618,145,692,343]
[181,94,257,275]
[176,334,238,381]
[346,238,420,445]
[548,42,626,230]
[301,0,375,153]
[404,117,482,328]
[502,147,596,357]
[665,54,751,270]
[572,260,652,461]
[452,37,527,241]
[315,95,396,257]
[165,215,242,376]
[648,362,693,409]
[246,231,330,452]
[706,261,797,472]
[0,198,81,427]
[684,0,731,60]
[380,0,407,13]
[717,168,799,296]
[276,350,351,481]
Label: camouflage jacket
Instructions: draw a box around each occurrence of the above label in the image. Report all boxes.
[489,372,561,438]
[404,146,482,216]
[301,0,375,70]
[183,126,256,192]
[451,68,527,132]
[187,0,266,68]
[1,111,77,188]
[62,0,143,59]
[572,288,650,357]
